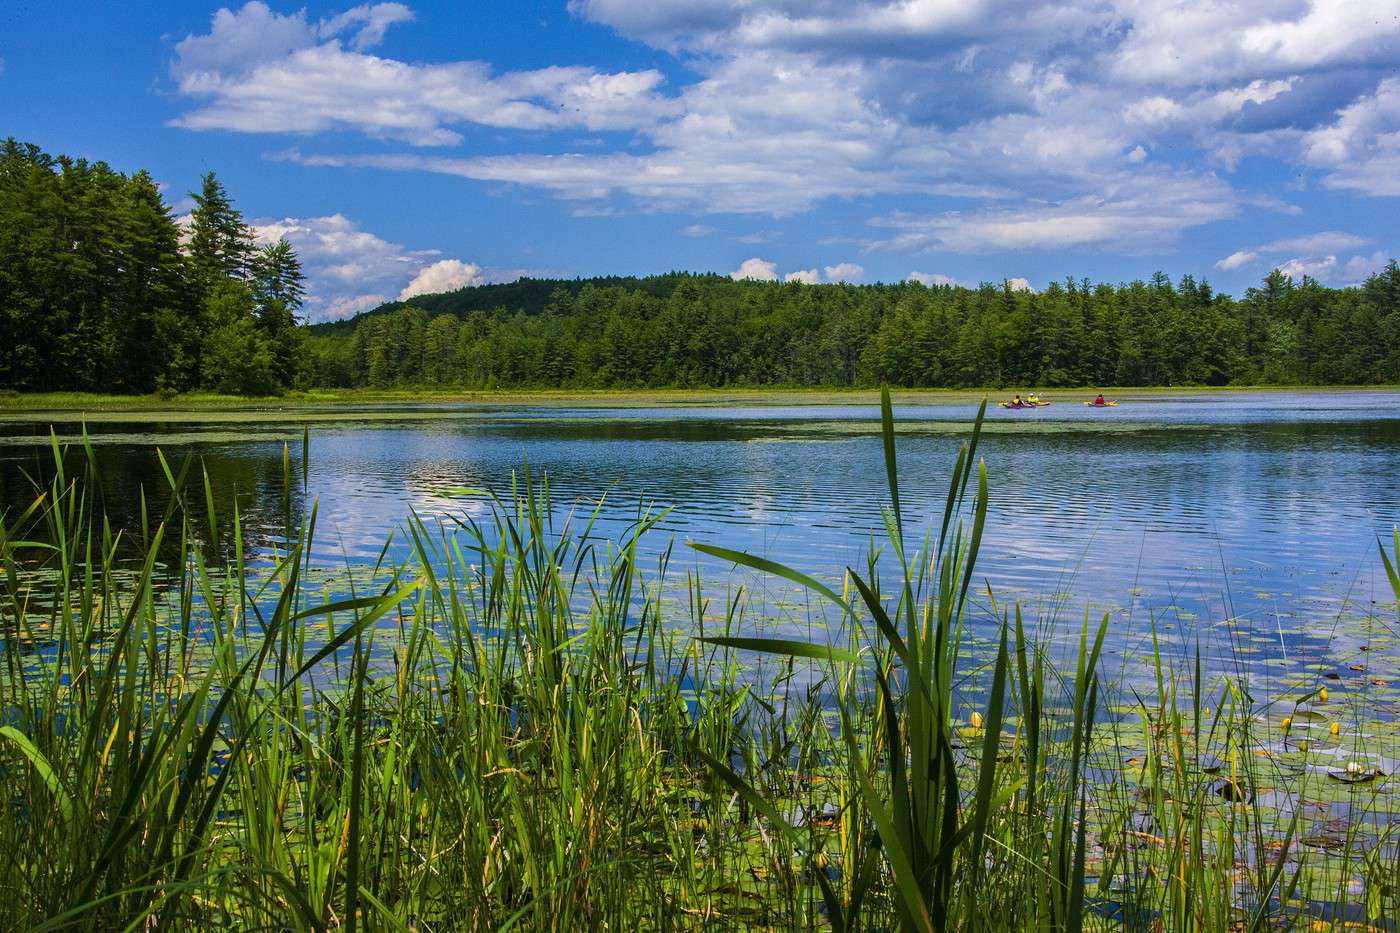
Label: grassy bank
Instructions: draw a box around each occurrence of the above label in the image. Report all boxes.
[1,395,1396,929]
[0,384,1393,421]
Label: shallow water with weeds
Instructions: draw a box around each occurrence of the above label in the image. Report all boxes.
[2,392,1397,685]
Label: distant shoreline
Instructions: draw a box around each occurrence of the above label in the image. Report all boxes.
[1,384,1396,420]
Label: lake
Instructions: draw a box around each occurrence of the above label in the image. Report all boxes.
[4,390,1400,693]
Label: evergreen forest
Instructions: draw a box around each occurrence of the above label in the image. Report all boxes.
[309,266,1400,390]
[5,137,1400,394]
[1,139,306,395]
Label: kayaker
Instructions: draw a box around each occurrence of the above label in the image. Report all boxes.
[1094,393,1105,406]
[1027,393,1040,405]
[1011,394,1024,408]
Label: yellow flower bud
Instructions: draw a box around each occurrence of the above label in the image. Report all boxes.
[1319,687,1329,702]
[1330,721,1340,736]
[970,711,984,729]
[1281,717,1292,733]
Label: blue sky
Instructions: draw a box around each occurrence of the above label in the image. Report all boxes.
[3,1,1398,320]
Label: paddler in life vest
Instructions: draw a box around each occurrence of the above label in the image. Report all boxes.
[1094,393,1106,406]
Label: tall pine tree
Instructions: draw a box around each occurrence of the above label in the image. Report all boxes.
[250,237,307,386]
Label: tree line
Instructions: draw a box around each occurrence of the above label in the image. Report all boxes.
[5,137,1399,395]
[0,138,306,394]
[308,265,1400,390]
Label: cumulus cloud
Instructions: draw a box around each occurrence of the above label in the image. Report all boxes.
[1215,230,1370,273]
[908,271,959,286]
[1215,250,1257,271]
[324,293,389,321]
[773,264,868,283]
[1278,255,1338,281]
[1301,78,1400,196]
[248,213,490,320]
[823,262,864,282]
[1109,1,1400,86]
[175,1,1400,259]
[171,2,676,146]
[1005,277,1033,292]
[318,3,414,50]
[731,257,778,281]
[399,259,484,299]
[1344,251,1391,282]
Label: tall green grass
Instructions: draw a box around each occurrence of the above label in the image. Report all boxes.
[0,392,1395,930]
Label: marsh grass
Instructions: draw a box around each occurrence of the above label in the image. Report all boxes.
[0,391,1396,930]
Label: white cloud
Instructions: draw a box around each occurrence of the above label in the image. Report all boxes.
[823,262,864,282]
[1301,78,1400,196]
[1259,231,1369,254]
[173,1,325,78]
[682,224,716,237]
[399,259,484,299]
[731,257,778,280]
[318,3,414,50]
[248,213,491,321]
[1005,277,1033,292]
[784,268,820,283]
[1344,251,1390,283]
[177,1,1400,257]
[171,2,676,146]
[324,293,389,321]
[909,271,959,286]
[866,171,1237,253]
[1110,1,1400,86]
[1124,96,1184,126]
[1215,230,1370,272]
[1278,255,1338,281]
[1215,250,1256,271]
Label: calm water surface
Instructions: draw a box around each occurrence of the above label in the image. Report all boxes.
[4,391,1399,687]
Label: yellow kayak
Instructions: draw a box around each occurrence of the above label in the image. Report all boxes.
[1082,400,1118,407]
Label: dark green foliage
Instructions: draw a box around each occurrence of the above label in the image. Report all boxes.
[200,280,279,395]
[249,238,308,386]
[185,171,254,286]
[0,138,305,395]
[5,135,1398,395]
[308,266,1400,390]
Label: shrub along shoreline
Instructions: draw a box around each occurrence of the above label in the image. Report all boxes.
[0,392,1395,929]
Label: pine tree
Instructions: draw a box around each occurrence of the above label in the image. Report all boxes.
[250,238,305,322]
[118,170,187,392]
[250,237,307,386]
[201,279,277,395]
[184,172,260,390]
[186,172,253,286]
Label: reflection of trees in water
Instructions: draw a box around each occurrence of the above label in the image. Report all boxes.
[0,442,308,568]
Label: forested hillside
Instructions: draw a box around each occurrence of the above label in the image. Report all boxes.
[308,266,1400,389]
[5,137,1400,395]
[0,139,306,394]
